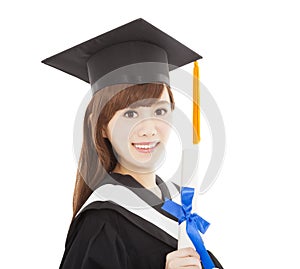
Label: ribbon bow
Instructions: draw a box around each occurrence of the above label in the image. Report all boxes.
[162,187,215,269]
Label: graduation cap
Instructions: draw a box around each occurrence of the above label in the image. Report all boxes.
[42,18,201,92]
[42,18,202,143]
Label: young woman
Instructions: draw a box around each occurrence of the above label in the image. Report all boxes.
[42,18,224,269]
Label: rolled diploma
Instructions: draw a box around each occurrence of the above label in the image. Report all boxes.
[178,147,202,249]
[178,148,218,269]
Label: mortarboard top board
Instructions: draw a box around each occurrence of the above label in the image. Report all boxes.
[41,18,202,94]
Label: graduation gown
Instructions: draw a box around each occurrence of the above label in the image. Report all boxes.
[59,173,223,269]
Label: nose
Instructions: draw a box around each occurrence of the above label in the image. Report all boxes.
[137,120,158,137]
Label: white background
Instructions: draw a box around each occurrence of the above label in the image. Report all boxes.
[1,1,300,268]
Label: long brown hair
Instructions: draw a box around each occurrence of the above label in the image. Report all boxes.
[72,83,175,219]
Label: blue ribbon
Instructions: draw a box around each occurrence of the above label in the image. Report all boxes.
[162,187,215,269]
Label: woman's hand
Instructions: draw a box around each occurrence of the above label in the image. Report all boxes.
[165,247,202,269]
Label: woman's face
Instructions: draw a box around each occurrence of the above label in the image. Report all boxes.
[103,86,173,173]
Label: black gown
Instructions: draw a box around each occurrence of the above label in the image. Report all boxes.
[59,173,223,269]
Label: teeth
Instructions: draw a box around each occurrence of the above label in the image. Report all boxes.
[133,142,158,149]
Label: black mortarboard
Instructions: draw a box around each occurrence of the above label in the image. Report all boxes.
[41,18,202,94]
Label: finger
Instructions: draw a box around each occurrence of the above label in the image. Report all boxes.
[177,247,200,259]
[166,247,201,266]
[173,256,202,268]
[166,262,201,269]
[180,264,202,269]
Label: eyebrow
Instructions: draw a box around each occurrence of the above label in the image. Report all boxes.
[128,100,171,109]
[153,100,171,106]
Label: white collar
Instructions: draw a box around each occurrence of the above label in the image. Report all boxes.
[76,181,181,239]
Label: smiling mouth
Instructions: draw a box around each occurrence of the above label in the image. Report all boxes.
[131,142,160,153]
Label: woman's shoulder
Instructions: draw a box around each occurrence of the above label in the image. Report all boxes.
[67,200,177,248]
[72,201,127,229]
[64,202,126,248]
[60,202,133,269]
[72,199,168,232]
[69,200,150,235]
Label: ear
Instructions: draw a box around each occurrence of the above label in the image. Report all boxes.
[102,128,108,138]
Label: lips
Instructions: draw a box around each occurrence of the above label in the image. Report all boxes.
[131,141,160,153]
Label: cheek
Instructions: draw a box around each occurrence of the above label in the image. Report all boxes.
[158,122,172,140]
[109,120,134,149]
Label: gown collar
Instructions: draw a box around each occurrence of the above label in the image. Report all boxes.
[108,172,171,198]
[76,172,180,248]
[102,172,177,221]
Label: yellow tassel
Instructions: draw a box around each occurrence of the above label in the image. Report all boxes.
[193,61,200,144]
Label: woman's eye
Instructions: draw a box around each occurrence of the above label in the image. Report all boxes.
[124,110,138,118]
[155,108,168,116]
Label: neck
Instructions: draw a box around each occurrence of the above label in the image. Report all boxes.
[112,163,157,189]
